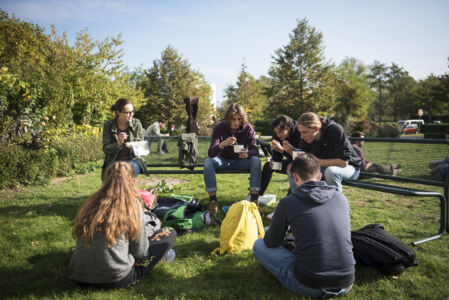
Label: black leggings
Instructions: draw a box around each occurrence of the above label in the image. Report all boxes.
[77,227,177,289]
[260,160,289,195]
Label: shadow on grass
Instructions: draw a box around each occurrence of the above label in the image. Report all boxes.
[0,250,78,298]
[0,196,85,220]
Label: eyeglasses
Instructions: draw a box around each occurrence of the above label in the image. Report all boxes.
[121,110,134,115]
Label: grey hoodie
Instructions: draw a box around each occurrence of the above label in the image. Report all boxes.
[264,180,355,290]
[69,204,149,284]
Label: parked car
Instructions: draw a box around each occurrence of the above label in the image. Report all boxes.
[397,119,425,127]
[402,123,419,134]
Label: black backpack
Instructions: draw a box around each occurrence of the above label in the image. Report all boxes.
[351,224,418,275]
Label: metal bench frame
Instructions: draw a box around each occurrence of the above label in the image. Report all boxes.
[145,135,449,245]
[343,137,449,245]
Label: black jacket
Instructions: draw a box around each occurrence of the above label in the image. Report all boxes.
[299,119,362,169]
[272,121,302,163]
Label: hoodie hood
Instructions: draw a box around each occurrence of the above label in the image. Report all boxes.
[293,180,337,206]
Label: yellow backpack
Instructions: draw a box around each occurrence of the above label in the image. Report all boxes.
[213,200,265,255]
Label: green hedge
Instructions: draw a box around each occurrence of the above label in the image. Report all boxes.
[254,119,274,136]
[422,124,449,139]
[0,134,103,189]
[377,122,402,138]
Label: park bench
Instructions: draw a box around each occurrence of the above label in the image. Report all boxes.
[144,135,448,245]
[342,137,448,246]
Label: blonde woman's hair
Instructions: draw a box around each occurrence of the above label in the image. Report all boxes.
[297,112,326,129]
[224,103,248,128]
[72,162,141,247]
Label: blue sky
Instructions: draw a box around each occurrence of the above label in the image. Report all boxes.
[1,0,449,105]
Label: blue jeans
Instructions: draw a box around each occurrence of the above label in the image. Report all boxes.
[253,239,352,298]
[203,156,261,192]
[126,160,142,177]
[322,165,360,192]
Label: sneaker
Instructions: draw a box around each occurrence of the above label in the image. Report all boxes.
[201,211,211,225]
[392,163,402,169]
[392,168,402,176]
[156,151,166,155]
[161,249,176,263]
[209,200,218,215]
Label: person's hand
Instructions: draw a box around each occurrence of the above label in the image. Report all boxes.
[428,162,435,169]
[117,132,128,146]
[272,139,284,153]
[219,137,237,149]
[238,148,248,159]
[282,140,294,153]
[269,160,274,169]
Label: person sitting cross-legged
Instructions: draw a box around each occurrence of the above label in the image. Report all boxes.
[203,103,261,214]
[253,153,355,297]
[70,162,177,289]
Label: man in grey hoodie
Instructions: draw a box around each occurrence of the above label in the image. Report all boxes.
[253,153,355,297]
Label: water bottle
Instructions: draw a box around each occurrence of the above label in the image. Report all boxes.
[161,249,176,263]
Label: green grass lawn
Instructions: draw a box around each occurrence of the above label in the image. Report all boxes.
[1,141,448,299]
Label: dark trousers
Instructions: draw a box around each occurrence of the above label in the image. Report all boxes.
[260,160,290,195]
[77,227,177,289]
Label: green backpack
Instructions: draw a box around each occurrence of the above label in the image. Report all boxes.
[153,196,206,233]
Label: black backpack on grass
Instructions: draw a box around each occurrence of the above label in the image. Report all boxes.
[351,223,418,275]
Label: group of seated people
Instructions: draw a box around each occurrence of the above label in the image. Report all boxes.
[70,98,447,297]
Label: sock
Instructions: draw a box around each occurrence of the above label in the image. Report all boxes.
[250,193,259,202]
[209,195,217,202]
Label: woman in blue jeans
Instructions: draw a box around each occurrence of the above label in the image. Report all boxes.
[203,103,261,214]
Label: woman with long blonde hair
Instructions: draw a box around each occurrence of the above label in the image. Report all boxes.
[70,162,177,289]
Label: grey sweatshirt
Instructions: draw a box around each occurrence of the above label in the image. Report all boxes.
[69,204,149,284]
[264,180,355,290]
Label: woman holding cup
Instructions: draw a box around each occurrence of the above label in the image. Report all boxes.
[259,115,301,196]
[101,98,148,180]
[203,103,261,214]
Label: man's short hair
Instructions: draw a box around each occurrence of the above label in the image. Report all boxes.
[271,115,294,130]
[290,153,321,182]
[351,131,365,138]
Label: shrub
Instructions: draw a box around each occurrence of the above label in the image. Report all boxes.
[254,119,274,136]
[422,124,449,139]
[49,133,103,176]
[345,119,378,137]
[0,133,103,189]
[377,122,402,138]
[0,145,58,188]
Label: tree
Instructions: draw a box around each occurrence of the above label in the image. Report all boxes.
[136,46,214,133]
[415,74,449,122]
[0,10,144,145]
[385,63,417,121]
[334,57,375,121]
[265,18,336,119]
[221,64,266,124]
[368,61,388,123]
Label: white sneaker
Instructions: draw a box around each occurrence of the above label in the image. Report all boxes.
[201,211,211,225]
